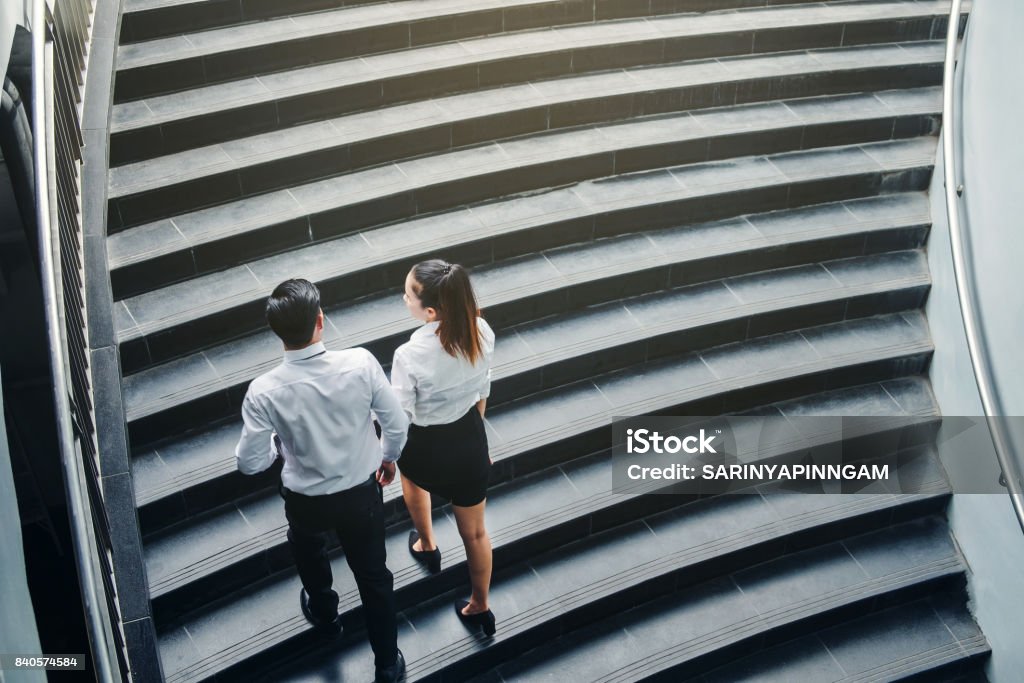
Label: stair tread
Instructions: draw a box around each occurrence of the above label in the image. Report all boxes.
[142,378,944,605]
[105,81,939,243]
[107,41,942,198]
[106,74,943,289]
[145,448,585,597]
[109,1,950,135]
[128,198,932,517]
[116,0,630,74]
[117,0,553,72]
[136,299,937,568]
[167,495,956,681]
[487,311,931,455]
[415,519,961,682]
[140,322,937,601]
[111,137,937,348]
[703,591,988,683]
[494,589,980,683]
[124,247,931,425]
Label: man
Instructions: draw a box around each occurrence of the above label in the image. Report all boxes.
[235,278,409,683]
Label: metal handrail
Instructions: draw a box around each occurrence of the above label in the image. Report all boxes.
[31,0,121,678]
[941,0,1024,533]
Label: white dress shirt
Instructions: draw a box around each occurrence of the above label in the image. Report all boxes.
[235,343,409,495]
[390,317,495,426]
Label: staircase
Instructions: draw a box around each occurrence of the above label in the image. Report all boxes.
[107,0,991,680]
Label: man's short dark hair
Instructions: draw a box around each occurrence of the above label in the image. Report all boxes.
[266,278,321,348]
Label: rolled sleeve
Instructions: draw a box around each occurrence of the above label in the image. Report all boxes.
[367,350,409,462]
[235,392,277,475]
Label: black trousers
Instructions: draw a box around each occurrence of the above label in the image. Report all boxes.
[282,473,398,668]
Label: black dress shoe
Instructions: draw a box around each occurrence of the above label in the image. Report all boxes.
[454,599,496,637]
[407,530,441,574]
[375,648,406,683]
[300,588,341,636]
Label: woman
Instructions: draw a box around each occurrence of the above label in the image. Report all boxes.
[390,259,496,636]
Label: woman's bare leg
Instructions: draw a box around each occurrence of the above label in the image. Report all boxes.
[401,473,437,551]
[452,500,491,613]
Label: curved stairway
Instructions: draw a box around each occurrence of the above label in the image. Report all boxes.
[106,0,990,680]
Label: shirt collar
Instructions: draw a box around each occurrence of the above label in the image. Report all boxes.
[283,341,327,363]
[412,321,441,339]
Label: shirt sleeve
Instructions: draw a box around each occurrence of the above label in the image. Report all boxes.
[478,366,492,400]
[367,350,409,462]
[235,391,277,475]
[389,346,418,422]
[477,318,494,400]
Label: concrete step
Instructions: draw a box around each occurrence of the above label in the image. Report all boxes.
[106,84,941,286]
[117,0,590,101]
[131,246,932,531]
[143,375,942,629]
[236,498,959,682]
[117,0,868,45]
[112,137,938,379]
[127,246,931,455]
[692,591,990,682]
[117,190,933,380]
[134,305,937,540]
[116,0,870,101]
[107,45,942,239]
[469,562,982,683]
[108,1,956,164]
[152,378,951,681]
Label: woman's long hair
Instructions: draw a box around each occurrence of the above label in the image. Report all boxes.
[410,259,484,365]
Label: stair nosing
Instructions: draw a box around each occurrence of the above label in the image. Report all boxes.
[851,641,981,683]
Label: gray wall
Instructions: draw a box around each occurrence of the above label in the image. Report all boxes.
[1,5,46,681]
[926,1,1024,681]
[959,0,1024,417]
[0,366,46,683]
[0,0,31,79]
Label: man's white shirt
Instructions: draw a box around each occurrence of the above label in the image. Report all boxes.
[390,317,494,426]
[235,343,409,496]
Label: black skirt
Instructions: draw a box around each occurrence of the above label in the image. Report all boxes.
[397,406,491,507]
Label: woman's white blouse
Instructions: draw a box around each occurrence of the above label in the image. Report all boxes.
[390,317,495,426]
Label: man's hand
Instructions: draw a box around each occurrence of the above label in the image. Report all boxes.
[377,461,396,486]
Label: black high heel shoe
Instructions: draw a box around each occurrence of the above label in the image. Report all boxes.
[408,530,441,574]
[455,599,496,637]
